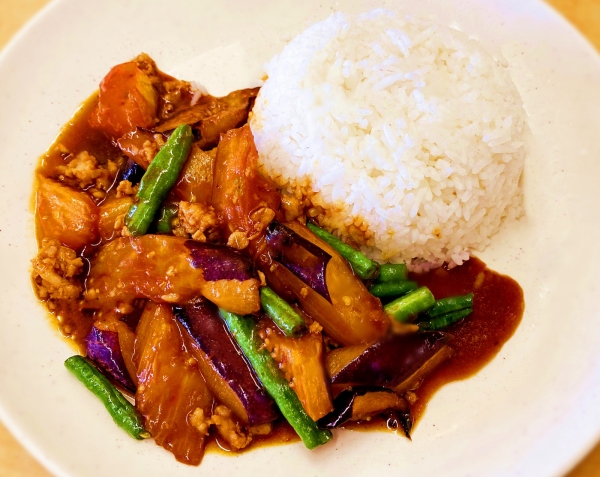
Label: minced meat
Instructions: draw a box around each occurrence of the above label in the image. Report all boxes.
[173,201,220,242]
[31,238,83,304]
[55,151,118,199]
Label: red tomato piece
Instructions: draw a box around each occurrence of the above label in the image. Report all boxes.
[91,61,158,138]
[212,125,281,239]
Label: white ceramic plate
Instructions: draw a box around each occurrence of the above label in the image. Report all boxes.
[2,0,600,475]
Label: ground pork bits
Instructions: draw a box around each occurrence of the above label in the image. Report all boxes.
[189,405,252,450]
[140,134,165,167]
[173,201,221,242]
[55,150,119,199]
[31,238,83,304]
[115,180,138,198]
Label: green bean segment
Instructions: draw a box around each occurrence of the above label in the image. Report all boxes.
[306,222,379,280]
[218,309,331,449]
[64,356,149,440]
[419,308,473,331]
[369,280,418,298]
[260,286,306,337]
[155,203,179,233]
[384,286,436,323]
[125,124,193,235]
[427,293,474,318]
[377,263,409,283]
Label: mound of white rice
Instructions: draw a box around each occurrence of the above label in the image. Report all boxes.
[250,9,527,270]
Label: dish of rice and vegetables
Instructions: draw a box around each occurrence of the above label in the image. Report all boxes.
[30,10,525,465]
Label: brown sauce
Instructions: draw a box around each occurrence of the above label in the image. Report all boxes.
[409,257,524,422]
[207,420,300,454]
[335,257,524,434]
[38,94,122,176]
[33,91,524,454]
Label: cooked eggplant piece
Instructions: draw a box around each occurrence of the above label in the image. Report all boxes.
[325,343,369,378]
[85,235,203,309]
[258,221,389,346]
[261,324,333,421]
[258,256,378,347]
[154,99,215,132]
[85,235,260,315]
[113,321,138,389]
[185,240,255,281]
[351,390,407,421]
[317,386,410,435]
[196,108,249,149]
[120,158,145,185]
[154,87,259,140]
[265,221,332,301]
[185,240,260,313]
[327,332,453,394]
[85,325,136,393]
[135,303,212,465]
[287,221,389,338]
[174,301,278,426]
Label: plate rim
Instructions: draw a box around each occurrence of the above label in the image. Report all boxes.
[1,1,600,476]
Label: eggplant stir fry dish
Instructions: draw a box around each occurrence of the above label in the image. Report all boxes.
[31,54,524,465]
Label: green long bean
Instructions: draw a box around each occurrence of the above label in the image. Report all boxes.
[218,309,331,449]
[155,203,179,233]
[125,124,193,235]
[418,308,473,331]
[377,263,408,283]
[260,287,306,337]
[427,293,474,318]
[384,287,436,323]
[64,356,149,440]
[306,222,379,280]
[369,280,418,298]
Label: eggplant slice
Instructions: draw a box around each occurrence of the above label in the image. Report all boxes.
[174,300,279,426]
[317,386,412,438]
[86,325,136,393]
[328,332,453,394]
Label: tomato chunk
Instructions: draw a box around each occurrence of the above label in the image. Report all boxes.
[36,176,99,250]
[91,61,158,138]
[212,125,280,240]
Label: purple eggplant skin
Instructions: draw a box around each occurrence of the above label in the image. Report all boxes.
[317,386,384,429]
[120,158,145,185]
[317,386,413,438]
[331,331,451,390]
[184,241,256,282]
[85,326,136,393]
[264,221,332,301]
[174,301,279,425]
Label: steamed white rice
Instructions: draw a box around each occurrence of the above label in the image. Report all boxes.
[250,9,527,270]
